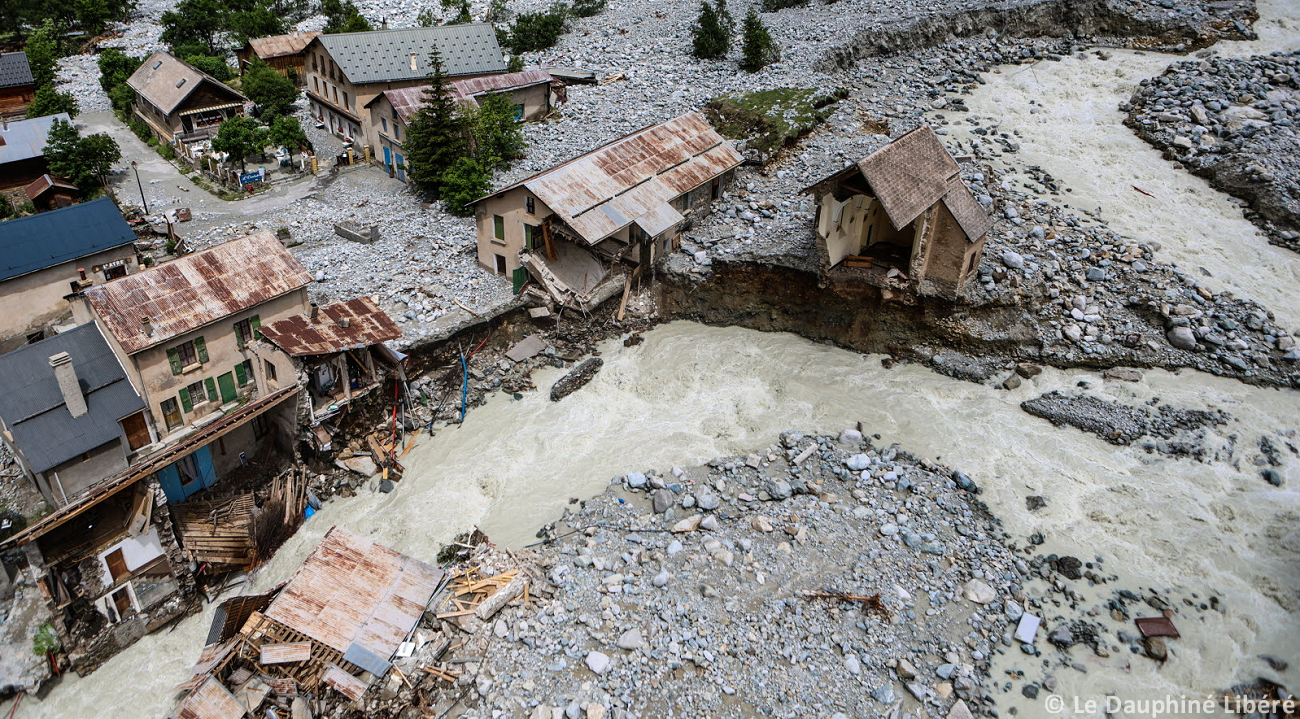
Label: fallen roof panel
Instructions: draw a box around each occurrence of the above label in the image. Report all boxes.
[257,297,401,356]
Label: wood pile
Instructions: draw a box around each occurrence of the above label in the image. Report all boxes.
[173,495,256,568]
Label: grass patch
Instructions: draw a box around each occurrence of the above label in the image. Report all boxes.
[703,86,849,156]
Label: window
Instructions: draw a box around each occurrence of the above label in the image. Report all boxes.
[382,117,388,133]
[343,92,350,110]
[525,196,535,214]
[186,380,207,406]
[493,215,505,240]
[175,78,186,89]
[236,359,253,387]
[494,254,507,274]
[103,262,127,281]
[166,337,207,374]
[161,397,182,430]
[177,454,199,486]
[313,77,318,93]
[393,124,399,141]
[523,224,536,250]
[392,109,398,122]
[265,360,277,382]
[514,103,525,121]
[252,414,270,439]
[234,315,260,348]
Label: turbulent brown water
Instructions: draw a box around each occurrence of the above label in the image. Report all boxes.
[15,1,1300,717]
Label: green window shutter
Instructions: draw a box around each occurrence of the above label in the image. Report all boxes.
[250,315,261,339]
[179,388,192,413]
[234,361,247,387]
[167,347,182,375]
[494,215,505,240]
[205,377,217,400]
[194,336,209,363]
[524,224,534,249]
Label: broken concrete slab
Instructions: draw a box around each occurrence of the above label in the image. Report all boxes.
[336,456,378,477]
[1014,613,1041,644]
[506,335,547,362]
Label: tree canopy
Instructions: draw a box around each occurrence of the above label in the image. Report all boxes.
[403,49,470,199]
[44,118,121,190]
[242,59,298,117]
[691,0,731,60]
[320,0,371,33]
[504,7,566,53]
[739,8,779,72]
[268,114,308,161]
[26,83,79,118]
[211,116,269,172]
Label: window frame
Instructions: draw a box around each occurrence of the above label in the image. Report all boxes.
[493,215,505,241]
[525,196,535,215]
[161,397,183,431]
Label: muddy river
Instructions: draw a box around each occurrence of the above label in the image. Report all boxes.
[15,1,1300,717]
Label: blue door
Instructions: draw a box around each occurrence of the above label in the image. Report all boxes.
[395,154,405,183]
[383,146,392,172]
[158,445,218,503]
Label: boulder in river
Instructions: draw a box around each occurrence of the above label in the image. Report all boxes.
[551,358,604,402]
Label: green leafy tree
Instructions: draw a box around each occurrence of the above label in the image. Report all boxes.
[469,93,524,169]
[26,84,79,118]
[320,0,371,32]
[25,19,66,87]
[44,118,121,189]
[739,7,778,72]
[505,7,566,53]
[439,154,492,215]
[227,5,285,42]
[268,113,307,162]
[108,82,136,115]
[241,59,297,116]
[74,0,128,34]
[211,115,269,172]
[184,55,233,81]
[160,0,226,54]
[403,49,469,197]
[690,1,729,60]
[506,54,524,72]
[97,48,142,93]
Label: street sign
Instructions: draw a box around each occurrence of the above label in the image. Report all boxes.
[239,169,264,185]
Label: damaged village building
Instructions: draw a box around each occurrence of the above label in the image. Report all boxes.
[0,233,403,673]
[803,125,992,301]
[471,111,743,310]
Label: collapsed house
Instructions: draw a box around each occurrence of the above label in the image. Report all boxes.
[802,125,993,301]
[171,526,443,717]
[470,111,743,310]
[253,297,404,447]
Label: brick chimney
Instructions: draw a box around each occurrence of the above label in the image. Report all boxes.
[141,316,154,336]
[49,352,88,419]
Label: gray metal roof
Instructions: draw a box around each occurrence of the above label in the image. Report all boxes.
[0,323,145,474]
[316,24,506,85]
[0,113,71,166]
[0,52,34,88]
[0,197,137,282]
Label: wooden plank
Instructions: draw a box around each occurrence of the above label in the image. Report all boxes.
[260,642,312,665]
[322,664,368,702]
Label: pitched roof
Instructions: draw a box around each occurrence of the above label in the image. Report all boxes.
[246,30,321,60]
[804,125,992,242]
[476,112,743,245]
[173,676,245,719]
[0,112,71,166]
[264,527,443,661]
[0,52,34,88]
[367,68,552,123]
[315,24,506,85]
[25,173,78,201]
[0,197,135,282]
[258,297,401,356]
[0,323,145,474]
[85,232,312,355]
[127,51,246,116]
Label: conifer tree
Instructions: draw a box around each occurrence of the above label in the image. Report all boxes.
[690,0,730,60]
[739,7,779,72]
[403,49,470,197]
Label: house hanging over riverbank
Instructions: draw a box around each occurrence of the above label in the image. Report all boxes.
[470,111,743,310]
[803,125,992,301]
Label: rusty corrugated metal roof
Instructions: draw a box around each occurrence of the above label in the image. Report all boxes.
[476,112,742,245]
[264,527,442,660]
[258,297,400,357]
[85,232,313,355]
[174,676,244,719]
[369,69,553,124]
[260,641,312,664]
[24,173,77,201]
[247,31,321,60]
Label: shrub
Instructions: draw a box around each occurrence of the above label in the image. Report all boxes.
[33,622,60,657]
[505,7,566,53]
[759,0,809,9]
[569,0,606,17]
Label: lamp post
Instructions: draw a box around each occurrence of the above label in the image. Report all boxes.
[131,160,149,214]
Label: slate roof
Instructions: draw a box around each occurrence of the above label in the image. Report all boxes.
[315,24,506,85]
[258,297,400,356]
[368,68,552,123]
[127,51,246,116]
[0,113,71,166]
[0,197,135,283]
[475,112,743,245]
[85,232,313,355]
[0,52,34,89]
[0,323,145,474]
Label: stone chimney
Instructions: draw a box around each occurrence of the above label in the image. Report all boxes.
[49,352,88,419]
[338,317,351,328]
[309,302,319,320]
[141,316,154,336]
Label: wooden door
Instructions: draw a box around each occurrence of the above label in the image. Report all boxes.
[104,548,129,582]
[112,587,132,617]
[120,411,151,451]
[218,372,237,403]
